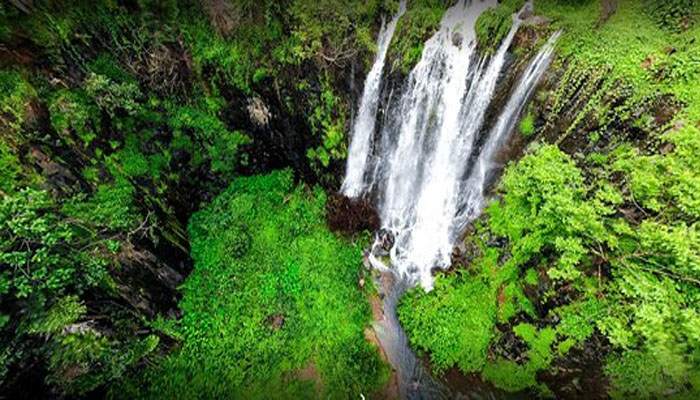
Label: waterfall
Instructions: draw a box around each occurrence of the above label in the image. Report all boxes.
[343,0,561,290]
[341,0,406,198]
[373,0,520,290]
[343,2,561,398]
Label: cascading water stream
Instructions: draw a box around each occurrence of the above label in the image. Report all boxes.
[371,0,521,289]
[341,0,406,198]
[455,29,562,231]
[342,1,560,398]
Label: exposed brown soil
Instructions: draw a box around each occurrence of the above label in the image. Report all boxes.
[326,193,380,234]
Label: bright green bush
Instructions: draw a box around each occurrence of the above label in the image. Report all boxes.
[387,0,450,74]
[519,111,535,136]
[399,273,497,373]
[488,144,611,282]
[475,7,513,53]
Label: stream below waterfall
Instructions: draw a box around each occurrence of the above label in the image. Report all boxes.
[343,0,560,398]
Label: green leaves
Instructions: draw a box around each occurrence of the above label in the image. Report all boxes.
[49,88,100,147]
[29,296,86,336]
[482,323,556,394]
[62,179,140,231]
[399,274,497,374]
[647,0,700,32]
[475,6,514,53]
[388,0,450,74]
[306,79,347,173]
[1,189,76,299]
[488,144,609,282]
[166,99,250,179]
[519,111,535,137]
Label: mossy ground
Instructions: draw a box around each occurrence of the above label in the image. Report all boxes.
[122,171,388,398]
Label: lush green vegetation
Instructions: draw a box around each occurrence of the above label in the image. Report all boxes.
[0,0,396,396]
[123,171,386,398]
[387,0,451,74]
[474,0,525,53]
[4,0,700,398]
[519,110,535,136]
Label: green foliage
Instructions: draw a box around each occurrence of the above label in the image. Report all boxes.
[553,297,604,354]
[47,330,159,395]
[0,186,154,393]
[498,281,535,323]
[613,125,700,219]
[166,98,250,178]
[519,111,535,136]
[0,141,21,193]
[482,324,556,395]
[0,0,401,396]
[399,273,497,373]
[181,0,387,92]
[535,0,700,121]
[1,189,83,299]
[600,271,700,399]
[129,171,387,398]
[62,179,140,231]
[647,0,700,32]
[0,71,34,189]
[0,70,34,136]
[28,296,87,335]
[475,1,520,53]
[286,0,386,66]
[49,88,100,146]
[83,73,142,117]
[388,0,450,74]
[0,4,14,41]
[488,144,611,282]
[306,79,347,172]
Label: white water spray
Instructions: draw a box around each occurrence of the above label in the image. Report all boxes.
[341,0,406,198]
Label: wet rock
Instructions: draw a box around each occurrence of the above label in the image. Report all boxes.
[430,266,445,278]
[167,308,183,320]
[63,322,96,336]
[597,0,618,27]
[362,249,372,269]
[524,15,550,26]
[374,228,395,254]
[541,331,611,399]
[247,96,271,127]
[519,8,533,20]
[452,32,463,48]
[486,236,508,248]
[492,328,530,365]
